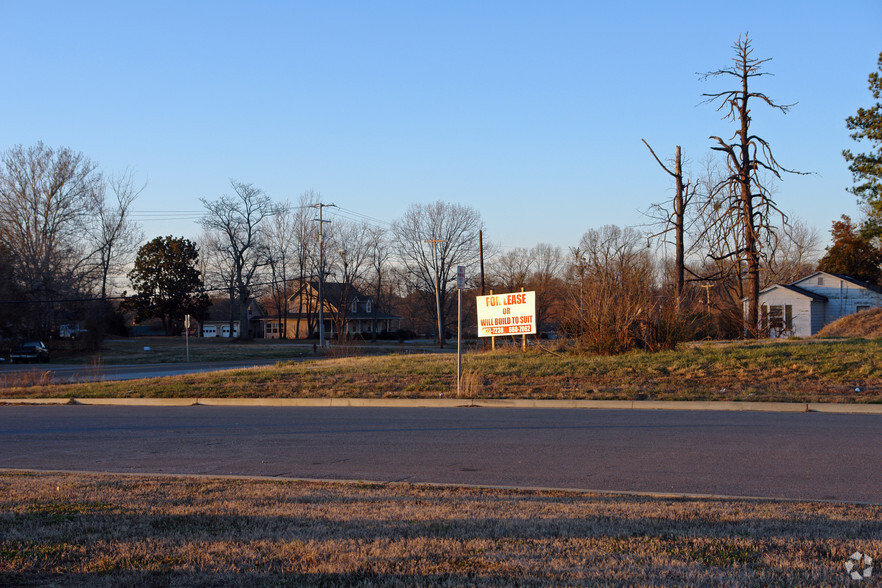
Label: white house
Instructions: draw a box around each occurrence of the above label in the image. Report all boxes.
[201,298,264,338]
[749,271,882,338]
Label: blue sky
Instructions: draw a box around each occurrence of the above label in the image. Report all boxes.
[1,1,879,252]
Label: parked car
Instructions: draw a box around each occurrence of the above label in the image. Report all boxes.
[10,341,50,363]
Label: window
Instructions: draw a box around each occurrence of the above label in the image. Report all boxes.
[765,304,793,335]
[856,305,871,313]
[366,300,372,313]
[768,305,784,330]
[817,277,824,286]
[351,299,358,313]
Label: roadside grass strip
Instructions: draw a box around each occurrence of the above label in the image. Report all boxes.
[0,471,880,586]
[2,338,881,404]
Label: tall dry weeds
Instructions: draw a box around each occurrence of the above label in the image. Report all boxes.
[458,369,483,399]
[0,369,55,389]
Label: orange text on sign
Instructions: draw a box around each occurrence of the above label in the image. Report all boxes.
[484,293,527,307]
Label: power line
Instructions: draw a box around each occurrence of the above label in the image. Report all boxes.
[331,206,392,229]
[0,277,315,307]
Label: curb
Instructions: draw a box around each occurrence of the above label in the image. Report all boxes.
[2,397,881,414]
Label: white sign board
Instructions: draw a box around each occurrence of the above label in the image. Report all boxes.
[476,291,536,337]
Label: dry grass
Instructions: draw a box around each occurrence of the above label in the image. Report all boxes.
[817,307,882,338]
[0,471,879,586]
[3,338,881,403]
[0,369,56,389]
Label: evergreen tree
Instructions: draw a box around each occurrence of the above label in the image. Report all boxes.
[844,52,882,229]
[124,236,210,334]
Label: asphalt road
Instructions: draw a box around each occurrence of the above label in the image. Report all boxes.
[0,360,284,381]
[1,406,879,503]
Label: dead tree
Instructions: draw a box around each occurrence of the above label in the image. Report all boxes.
[641,139,695,311]
[699,33,804,337]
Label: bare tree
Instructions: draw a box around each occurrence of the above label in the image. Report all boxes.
[88,171,145,307]
[489,243,564,335]
[685,158,752,338]
[392,201,484,346]
[564,225,654,354]
[265,200,297,338]
[641,140,696,311]
[0,142,102,335]
[294,190,321,337]
[700,33,804,337]
[198,228,238,332]
[530,243,565,334]
[766,217,821,285]
[365,225,391,341]
[326,219,372,340]
[199,180,274,340]
[491,247,533,292]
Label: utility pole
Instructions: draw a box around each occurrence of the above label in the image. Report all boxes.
[479,230,485,296]
[312,203,335,349]
[424,238,446,349]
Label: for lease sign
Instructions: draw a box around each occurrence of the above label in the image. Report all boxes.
[476,291,536,337]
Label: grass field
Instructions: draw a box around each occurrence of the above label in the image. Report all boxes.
[2,337,881,404]
[45,336,326,365]
[1,471,878,586]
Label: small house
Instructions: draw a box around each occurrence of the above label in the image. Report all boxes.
[749,271,882,337]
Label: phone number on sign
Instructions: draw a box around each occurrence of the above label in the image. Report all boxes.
[482,325,533,335]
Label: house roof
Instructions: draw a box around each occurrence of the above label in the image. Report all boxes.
[204,298,265,322]
[287,281,402,320]
[755,283,827,301]
[777,284,828,301]
[795,271,882,295]
[290,281,368,305]
[750,271,882,302]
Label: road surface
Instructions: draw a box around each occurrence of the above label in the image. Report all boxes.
[0,405,878,503]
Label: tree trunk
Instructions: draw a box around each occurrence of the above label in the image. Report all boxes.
[238,286,251,340]
[673,146,685,311]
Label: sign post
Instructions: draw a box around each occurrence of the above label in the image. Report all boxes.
[456,266,465,397]
[476,291,537,345]
[184,314,191,362]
